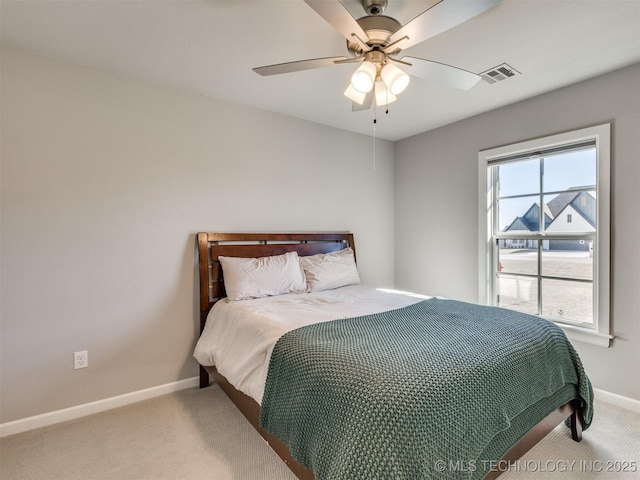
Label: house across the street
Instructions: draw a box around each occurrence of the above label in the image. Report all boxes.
[502,187,596,251]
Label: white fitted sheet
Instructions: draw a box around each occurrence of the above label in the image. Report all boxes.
[193,285,429,404]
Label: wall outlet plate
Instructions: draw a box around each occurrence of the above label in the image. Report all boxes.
[73,350,88,369]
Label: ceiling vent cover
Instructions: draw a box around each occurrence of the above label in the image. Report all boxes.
[481,63,520,84]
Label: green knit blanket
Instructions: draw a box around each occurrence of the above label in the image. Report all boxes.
[259,298,593,480]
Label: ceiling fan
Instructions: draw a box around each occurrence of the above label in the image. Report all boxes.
[253,0,501,111]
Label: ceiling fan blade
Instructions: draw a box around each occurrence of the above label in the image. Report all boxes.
[389,0,501,51]
[402,56,481,90]
[352,91,374,111]
[304,0,369,43]
[253,56,349,76]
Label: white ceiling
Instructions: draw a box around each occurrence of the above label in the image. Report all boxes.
[2,0,639,141]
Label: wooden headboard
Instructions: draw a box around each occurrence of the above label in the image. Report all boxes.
[197,232,355,333]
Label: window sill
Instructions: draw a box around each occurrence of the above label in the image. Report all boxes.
[556,322,612,348]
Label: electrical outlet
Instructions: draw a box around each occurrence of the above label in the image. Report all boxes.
[73,350,88,370]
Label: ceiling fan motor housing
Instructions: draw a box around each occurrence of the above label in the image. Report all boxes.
[347,14,402,55]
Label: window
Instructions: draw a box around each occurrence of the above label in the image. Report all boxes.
[478,124,611,347]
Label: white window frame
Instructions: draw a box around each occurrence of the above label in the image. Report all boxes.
[478,124,612,347]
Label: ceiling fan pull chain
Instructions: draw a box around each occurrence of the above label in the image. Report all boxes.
[385,88,390,115]
[372,107,377,171]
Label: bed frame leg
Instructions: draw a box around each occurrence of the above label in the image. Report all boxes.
[199,365,210,388]
[570,400,583,442]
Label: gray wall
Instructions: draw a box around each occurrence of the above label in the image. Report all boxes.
[0,48,396,423]
[2,46,638,425]
[395,64,640,401]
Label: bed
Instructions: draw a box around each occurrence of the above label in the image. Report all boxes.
[194,232,591,480]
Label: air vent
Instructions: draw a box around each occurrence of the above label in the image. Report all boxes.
[480,63,521,84]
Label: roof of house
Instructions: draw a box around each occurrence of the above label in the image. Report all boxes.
[547,189,596,228]
[504,187,595,232]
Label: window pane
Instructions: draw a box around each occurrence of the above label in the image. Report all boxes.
[543,149,596,193]
[483,124,609,334]
[497,159,540,197]
[544,190,596,232]
[498,195,543,233]
[496,275,538,315]
[541,278,593,324]
[541,242,593,280]
[497,241,538,275]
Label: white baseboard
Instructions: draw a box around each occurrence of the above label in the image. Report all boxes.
[2,380,636,438]
[593,388,640,414]
[0,376,199,438]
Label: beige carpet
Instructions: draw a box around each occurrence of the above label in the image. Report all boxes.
[1,385,638,480]
[1,385,296,480]
[500,398,640,480]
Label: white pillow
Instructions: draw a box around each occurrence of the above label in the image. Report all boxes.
[300,248,360,292]
[219,251,307,301]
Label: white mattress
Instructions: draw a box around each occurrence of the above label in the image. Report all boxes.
[193,285,429,404]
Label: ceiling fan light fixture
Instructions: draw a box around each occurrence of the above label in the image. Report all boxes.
[254,0,503,113]
[375,80,397,106]
[380,62,410,95]
[351,61,377,93]
[344,83,367,104]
